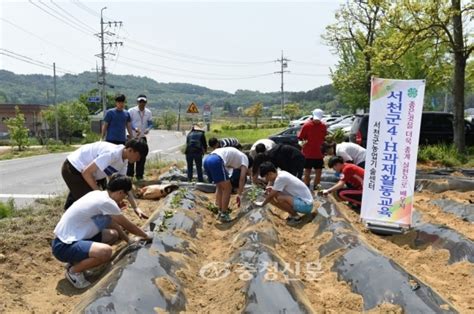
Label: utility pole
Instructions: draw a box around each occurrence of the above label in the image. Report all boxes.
[275,51,290,121]
[97,7,123,117]
[53,62,59,141]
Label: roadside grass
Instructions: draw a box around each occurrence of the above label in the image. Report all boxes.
[0,196,64,251]
[418,144,474,168]
[0,145,76,161]
[207,127,284,145]
[0,199,15,219]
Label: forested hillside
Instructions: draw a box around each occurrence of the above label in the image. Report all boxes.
[0,70,336,110]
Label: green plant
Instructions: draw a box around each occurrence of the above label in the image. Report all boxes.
[206,202,219,214]
[170,188,187,208]
[326,128,346,144]
[160,110,177,130]
[5,106,29,151]
[247,186,263,202]
[418,144,467,167]
[0,199,14,219]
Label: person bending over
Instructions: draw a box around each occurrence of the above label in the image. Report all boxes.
[256,161,314,225]
[203,147,248,222]
[51,174,152,289]
[323,156,365,211]
[61,139,148,219]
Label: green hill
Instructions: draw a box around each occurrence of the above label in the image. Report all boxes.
[0,70,336,111]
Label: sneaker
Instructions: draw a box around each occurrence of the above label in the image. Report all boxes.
[65,268,91,289]
[217,212,232,223]
[286,215,301,225]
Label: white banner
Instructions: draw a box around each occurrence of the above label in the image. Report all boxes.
[361,77,425,228]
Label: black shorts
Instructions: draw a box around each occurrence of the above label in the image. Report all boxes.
[304,158,324,169]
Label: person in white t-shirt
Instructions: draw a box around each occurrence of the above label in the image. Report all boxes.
[255,161,314,225]
[61,139,148,219]
[322,142,366,169]
[52,174,152,289]
[249,138,276,159]
[127,94,153,180]
[203,147,250,222]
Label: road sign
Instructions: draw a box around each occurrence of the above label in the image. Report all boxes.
[187,102,199,114]
[88,96,101,103]
[203,104,211,112]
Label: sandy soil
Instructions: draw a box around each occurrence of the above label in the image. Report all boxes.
[0,169,473,313]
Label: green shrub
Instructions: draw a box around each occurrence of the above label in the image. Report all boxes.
[0,199,14,219]
[418,144,466,167]
[82,131,101,144]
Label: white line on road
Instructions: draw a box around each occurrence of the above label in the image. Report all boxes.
[150,143,184,155]
[0,194,58,199]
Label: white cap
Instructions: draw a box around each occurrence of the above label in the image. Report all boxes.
[312,109,324,120]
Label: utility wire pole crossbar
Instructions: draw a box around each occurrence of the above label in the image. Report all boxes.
[275,51,290,122]
[97,7,123,117]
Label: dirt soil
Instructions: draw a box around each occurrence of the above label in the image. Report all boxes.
[0,169,473,312]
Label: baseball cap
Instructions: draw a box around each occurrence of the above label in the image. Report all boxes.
[312,109,324,120]
[137,94,147,102]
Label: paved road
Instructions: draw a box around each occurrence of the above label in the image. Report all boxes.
[0,130,186,208]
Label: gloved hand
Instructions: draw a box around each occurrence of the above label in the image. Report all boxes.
[134,207,149,219]
[236,195,241,207]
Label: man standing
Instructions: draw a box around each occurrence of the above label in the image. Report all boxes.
[127,95,152,180]
[101,94,133,145]
[255,162,313,225]
[298,109,327,189]
[185,123,207,182]
[323,156,365,211]
[203,147,249,222]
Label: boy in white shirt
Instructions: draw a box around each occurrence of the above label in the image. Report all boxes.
[203,147,249,222]
[61,139,148,219]
[52,174,152,289]
[255,161,314,224]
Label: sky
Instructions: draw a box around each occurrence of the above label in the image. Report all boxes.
[0,0,343,93]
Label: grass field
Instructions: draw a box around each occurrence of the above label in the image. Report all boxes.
[207,127,284,145]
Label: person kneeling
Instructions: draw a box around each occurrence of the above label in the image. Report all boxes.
[51,174,152,289]
[256,162,314,225]
[323,156,364,211]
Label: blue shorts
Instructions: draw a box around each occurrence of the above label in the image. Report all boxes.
[204,154,229,184]
[293,197,313,214]
[51,232,103,264]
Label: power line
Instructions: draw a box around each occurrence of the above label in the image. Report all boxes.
[72,0,102,18]
[123,37,274,65]
[28,0,93,37]
[289,72,331,77]
[118,55,270,77]
[114,59,275,81]
[292,60,333,67]
[0,49,75,74]
[123,44,273,68]
[0,17,94,65]
[38,0,94,34]
[50,0,97,33]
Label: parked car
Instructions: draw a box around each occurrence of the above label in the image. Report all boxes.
[268,126,302,148]
[349,112,474,148]
[328,115,355,133]
[288,115,311,127]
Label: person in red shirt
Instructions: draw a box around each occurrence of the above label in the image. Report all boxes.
[322,156,364,211]
[297,109,327,189]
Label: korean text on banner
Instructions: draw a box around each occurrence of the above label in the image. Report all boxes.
[361,77,425,228]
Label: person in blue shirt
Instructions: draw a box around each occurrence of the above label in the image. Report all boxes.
[101,94,133,145]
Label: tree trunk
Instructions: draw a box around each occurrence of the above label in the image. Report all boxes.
[451,0,466,153]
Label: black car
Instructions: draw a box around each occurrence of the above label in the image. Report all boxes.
[268,126,301,148]
[349,112,474,148]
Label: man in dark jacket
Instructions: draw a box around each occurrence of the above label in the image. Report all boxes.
[252,143,305,183]
[185,123,207,182]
